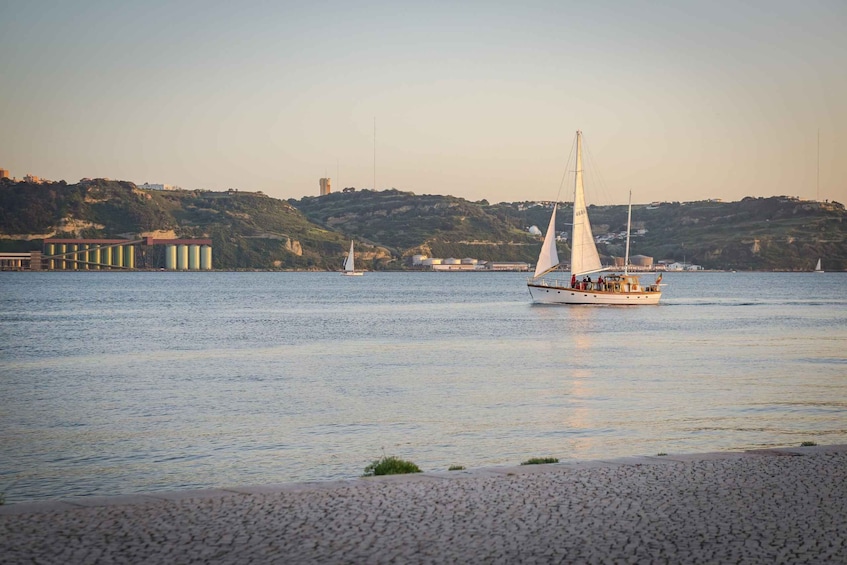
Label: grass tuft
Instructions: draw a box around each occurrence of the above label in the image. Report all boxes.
[520,457,559,465]
[363,456,422,477]
[657,452,668,456]
[800,441,818,447]
[448,465,465,471]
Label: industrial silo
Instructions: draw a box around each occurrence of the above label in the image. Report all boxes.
[46,244,55,270]
[201,245,212,270]
[102,246,112,270]
[91,246,101,270]
[125,245,135,269]
[114,245,123,269]
[177,245,189,270]
[166,245,177,270]
[189,244,200,270]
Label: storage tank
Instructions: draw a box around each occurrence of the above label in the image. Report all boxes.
[125,245,135,269]
[113,245,123,268]
[444,258,461,265]
[177,245,189,270]
[91,246,101,270]
[70,245,78,270]
[630,255,653,268]
[189,244,200,270]
[166,245,177,270]
[46,244,55,270]
[201,245,212,270]
[81,244,89,270]
[102,246,112,270]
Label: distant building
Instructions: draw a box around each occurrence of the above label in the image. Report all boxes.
[0,168,9,179]
[630,255,654,268]
[23,174,41,183]
[487,262,530,272]
[319,178,331,196]
[139,183,178,191]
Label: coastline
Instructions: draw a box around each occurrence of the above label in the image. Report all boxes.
[3,444,845,563]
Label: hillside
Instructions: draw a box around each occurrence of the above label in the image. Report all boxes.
[290,189,538,263]
[502,198,846,271]
[293,191,847,271]
[0,178,390,270]
[2,178,845,270]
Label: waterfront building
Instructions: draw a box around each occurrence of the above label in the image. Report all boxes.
[319,178,331,196]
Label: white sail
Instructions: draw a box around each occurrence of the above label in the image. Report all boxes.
[815,258,823,273]
[533,204,560,278]
[570,131,603,277]
[343,240,355,272]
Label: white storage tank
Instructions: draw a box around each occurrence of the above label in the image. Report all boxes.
[177,245,189,270]
[189,244,200,270]
[201,245,212,270]
[166,245,177,270]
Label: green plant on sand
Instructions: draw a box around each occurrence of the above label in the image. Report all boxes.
[363,456,422,476]
[800,441,818,447]
[448,465,465,471]
[520,457,559,465]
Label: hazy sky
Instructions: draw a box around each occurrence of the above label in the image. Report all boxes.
[1,0,845,205]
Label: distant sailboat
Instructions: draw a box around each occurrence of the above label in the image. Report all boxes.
[814,258,824,273]
[341,240,364,276]
[526,130,663,305]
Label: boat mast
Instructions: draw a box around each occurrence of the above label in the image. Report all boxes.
[624,190,632,276]
[571,131,582,273]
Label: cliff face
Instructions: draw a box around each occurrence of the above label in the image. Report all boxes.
[2,177,845,270]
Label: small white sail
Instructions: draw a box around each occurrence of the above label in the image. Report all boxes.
[343,240,355,272]
[533,204,560,278]
[570,131,603,277]
[815,258,823,273]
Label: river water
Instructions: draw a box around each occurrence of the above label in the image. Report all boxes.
[1,271,845,503]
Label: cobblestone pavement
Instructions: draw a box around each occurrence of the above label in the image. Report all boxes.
[2,445,845,564]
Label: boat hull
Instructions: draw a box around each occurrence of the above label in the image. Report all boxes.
[527,282,661,305]
[341,271,364,276]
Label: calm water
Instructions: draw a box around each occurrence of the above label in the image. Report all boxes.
[1,271,845,504]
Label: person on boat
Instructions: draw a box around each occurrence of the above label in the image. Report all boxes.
[597,275,604,291]
[571,274,576,289]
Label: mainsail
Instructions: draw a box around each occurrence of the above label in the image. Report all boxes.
[533,204,560,278]
[343,240,355,272]
[569,131,603,277]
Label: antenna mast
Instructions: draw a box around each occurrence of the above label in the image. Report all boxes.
[373,117,376,191]
[817,129,820,201]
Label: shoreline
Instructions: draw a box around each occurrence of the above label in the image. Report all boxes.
[2,444,845,563]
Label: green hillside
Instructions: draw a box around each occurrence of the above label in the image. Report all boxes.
[0,178,382,270]
[2,177,845,271]
[290,189,539,263]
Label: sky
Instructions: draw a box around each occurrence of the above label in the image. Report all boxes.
[1,0,845,205]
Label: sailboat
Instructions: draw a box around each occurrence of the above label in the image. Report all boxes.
[341,240,364,276]
[527,131,662,305]
[814,258,824,273]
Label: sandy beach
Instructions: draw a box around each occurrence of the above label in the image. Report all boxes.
[2,444,845,564]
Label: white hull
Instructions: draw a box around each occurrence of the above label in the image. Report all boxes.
[341,271,364,276]
[527,281,661,305]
